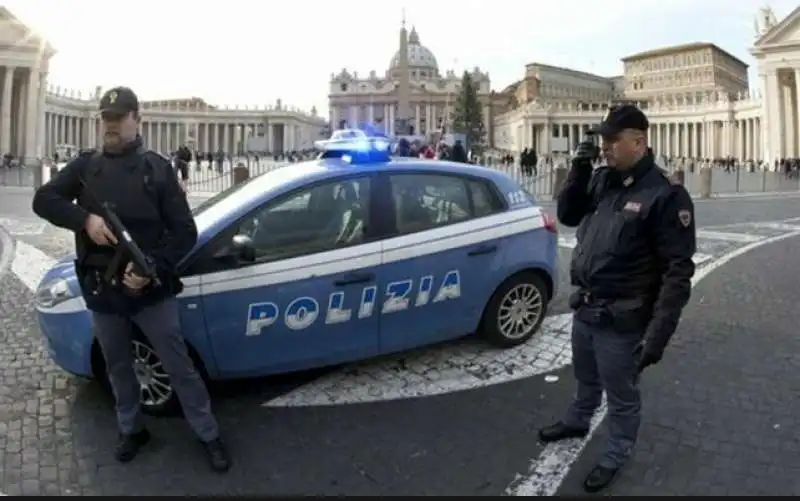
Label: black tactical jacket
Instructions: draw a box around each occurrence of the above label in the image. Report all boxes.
[557,152,696,351]
[32,136,197,314]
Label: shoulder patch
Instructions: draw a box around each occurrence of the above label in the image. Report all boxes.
[678,209,692,227]
[78,148,97,158]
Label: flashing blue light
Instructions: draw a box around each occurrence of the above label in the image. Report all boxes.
[315,128,392,164]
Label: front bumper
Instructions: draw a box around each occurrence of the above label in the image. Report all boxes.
[36,297,95,378]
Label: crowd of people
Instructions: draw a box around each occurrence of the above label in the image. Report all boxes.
[491,148,800,180]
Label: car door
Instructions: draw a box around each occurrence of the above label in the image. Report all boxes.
[197,173,382,377]
[376,171,507,353]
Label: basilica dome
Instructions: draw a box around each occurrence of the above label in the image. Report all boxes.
[389,27,439,74]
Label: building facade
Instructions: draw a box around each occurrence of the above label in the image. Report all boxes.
[0,6,327,163]
[327,22,505,139]
[622,42,749,101]
[493,6,800,166]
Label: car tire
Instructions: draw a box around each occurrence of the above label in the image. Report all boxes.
[480,272,549,348]
[95,336,187,418]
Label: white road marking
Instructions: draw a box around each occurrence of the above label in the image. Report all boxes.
[0,225,12,276]
[696,230,762,243]
[12,240,57,293]
[750,222,800,232]
[266,313,574,407]
[558,235,576,249]
[693,253,713,266]
[506,226,800,497]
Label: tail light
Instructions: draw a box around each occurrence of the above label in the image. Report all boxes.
[542,212,558,233]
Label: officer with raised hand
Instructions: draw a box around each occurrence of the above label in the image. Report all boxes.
[540,105,696,492]
[32,86,231,472]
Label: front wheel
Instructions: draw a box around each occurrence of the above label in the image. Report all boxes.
[96,338,181,417]
[480,273,548,348]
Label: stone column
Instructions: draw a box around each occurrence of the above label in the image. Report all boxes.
[1,66,15,155]
[15,71,27,157]
[782,79,795,157]
[795,69,800,158]
[764,71,782,164]
[36,72,47,158]
[24,68,40,163]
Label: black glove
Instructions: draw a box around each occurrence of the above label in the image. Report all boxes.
[572,139,599,166]
[634,341,663,373]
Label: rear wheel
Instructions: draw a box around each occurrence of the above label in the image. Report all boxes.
[480,272,548,348]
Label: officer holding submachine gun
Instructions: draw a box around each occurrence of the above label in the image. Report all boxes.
[538,105,696,492]
[32,86,230,472]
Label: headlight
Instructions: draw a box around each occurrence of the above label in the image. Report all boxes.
[35,279,75,309]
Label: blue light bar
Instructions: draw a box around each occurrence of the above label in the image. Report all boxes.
[315,128,392,164]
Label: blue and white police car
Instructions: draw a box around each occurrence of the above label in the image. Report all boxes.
[34,132,559,414]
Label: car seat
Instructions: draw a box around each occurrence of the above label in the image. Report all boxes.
[395,188,433,233]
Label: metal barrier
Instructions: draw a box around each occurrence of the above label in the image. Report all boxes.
[484,162,800,201]
[183,159,292,195]
[0,165,36,187]
[13,157,800,201]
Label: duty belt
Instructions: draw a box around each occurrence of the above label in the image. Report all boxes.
[576,291,646,310]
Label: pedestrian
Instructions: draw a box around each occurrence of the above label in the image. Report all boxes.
[542,104,696,492]
[31,86,231,473]
[175,145,191,192]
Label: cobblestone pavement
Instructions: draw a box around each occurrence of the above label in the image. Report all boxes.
[1,203,799,494]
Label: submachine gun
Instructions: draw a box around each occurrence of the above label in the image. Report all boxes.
[79,179,161,292]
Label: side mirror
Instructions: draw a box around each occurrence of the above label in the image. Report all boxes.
[231,234,255,262]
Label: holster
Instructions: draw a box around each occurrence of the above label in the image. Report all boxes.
[570,291,651,333]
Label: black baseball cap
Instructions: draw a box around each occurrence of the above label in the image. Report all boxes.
[588,104,649,136]
[98,86,139,115]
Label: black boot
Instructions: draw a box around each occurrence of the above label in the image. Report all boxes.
[583,464,620,493]
[202,437,231,473]
[115,429,151,463]
[538,422,589,443]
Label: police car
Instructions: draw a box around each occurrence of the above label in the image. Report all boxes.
[34,132,559,415]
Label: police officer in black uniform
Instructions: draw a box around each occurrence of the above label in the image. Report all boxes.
[539,105,696,492]
[32,87,231,472]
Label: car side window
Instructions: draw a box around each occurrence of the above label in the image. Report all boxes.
[237,177,371,263]
[389,174,499,235]
[468,179,503,218]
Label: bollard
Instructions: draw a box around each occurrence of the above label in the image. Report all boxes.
[698,167,712,199]
[553,167,568,198]
[32,161,43,188]
[233,163,250,185]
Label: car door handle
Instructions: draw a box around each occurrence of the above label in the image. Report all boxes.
[334,273,375,286]
[467,244,498,256]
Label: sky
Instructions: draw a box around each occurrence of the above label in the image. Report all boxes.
[3,0,797,117]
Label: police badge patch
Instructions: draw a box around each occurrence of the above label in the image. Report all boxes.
[678,209,692,227]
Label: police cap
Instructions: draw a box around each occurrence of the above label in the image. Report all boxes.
[588,104,649,137]
[98,86,139,116]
